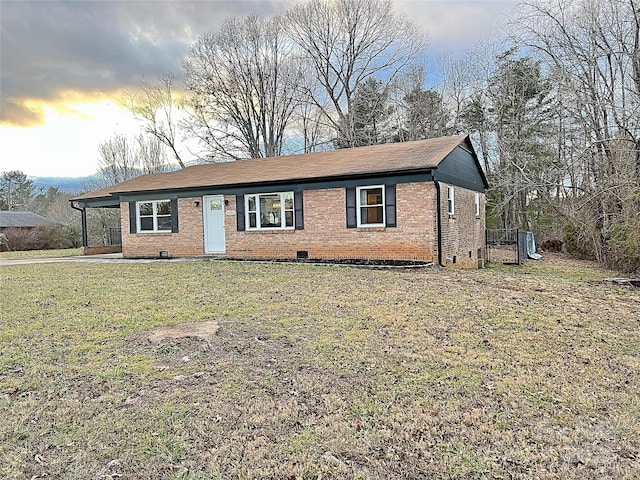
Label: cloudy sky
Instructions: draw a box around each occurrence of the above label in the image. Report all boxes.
[0,0,516,178]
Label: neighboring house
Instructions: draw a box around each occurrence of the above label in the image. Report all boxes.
[0,211,57,231]
[0,211,58,251]
[71,134,489,268]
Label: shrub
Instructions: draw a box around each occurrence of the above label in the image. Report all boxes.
[5,227,38,251]
[541,238,563,252]
[63,226,83,248]
[563,224,595,260]
[4,224,78,251]
[605,222,640,273]
[565,218,640,273]
[33,224,76,250]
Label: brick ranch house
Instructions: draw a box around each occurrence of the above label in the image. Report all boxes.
[71,134,489,268]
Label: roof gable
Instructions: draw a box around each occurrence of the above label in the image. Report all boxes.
[435,138,489,192]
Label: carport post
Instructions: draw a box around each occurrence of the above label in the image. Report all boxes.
[70,202,88,247]
[80,208,87,247]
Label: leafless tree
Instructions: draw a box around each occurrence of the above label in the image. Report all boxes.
[87,134,168,247]
[386,69,418,144]
[184,14,302,160]
[136,134,170,175]
[286,0,425,147]
[46,192,77,225]
[509,0,640,267]
[95,134,169,187]
[515,0,639,181]
[96,134,137,185]
[289,69,334,153]
[292,103,333,154]
[439,46,496,131]
[123,73,186,168]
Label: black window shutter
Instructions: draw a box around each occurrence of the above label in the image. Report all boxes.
[346,187,357,228]
[171,198,179,233]
[236,194,245,231]
[294,191,304,230]
[129,201,137,234]
[385,184,397,227]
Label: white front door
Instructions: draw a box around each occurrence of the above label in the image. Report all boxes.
[203,195,226,253]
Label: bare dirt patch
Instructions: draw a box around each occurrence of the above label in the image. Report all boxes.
[144,320,220,350]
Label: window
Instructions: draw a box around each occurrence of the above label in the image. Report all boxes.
[137,200,172,232]
[447,186,455,215]
[475,192,480,216]
[357,185,385,227]
[245,192,294,230]
[346,185,396,228]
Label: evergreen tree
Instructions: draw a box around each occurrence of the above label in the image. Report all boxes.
[402,87,449,141]
[0,171,35,211]
[486,50,556,230]
[335,78,390,148]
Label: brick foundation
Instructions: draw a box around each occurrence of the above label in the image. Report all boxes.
[82,246,122,255]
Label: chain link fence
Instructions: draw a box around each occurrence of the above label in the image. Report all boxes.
[486,229,535,265]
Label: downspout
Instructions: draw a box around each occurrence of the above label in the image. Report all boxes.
[70,201,88,249]
[433,176,445,267]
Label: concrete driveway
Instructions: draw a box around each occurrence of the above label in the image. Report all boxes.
[0,253,191,266]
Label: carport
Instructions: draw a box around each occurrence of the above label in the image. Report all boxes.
[70,193,122,255]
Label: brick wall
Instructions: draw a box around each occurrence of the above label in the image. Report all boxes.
[120,182,486,268]
[226,183,437,262]
[121,199,205,257]
[439,183,486,269]
[82,246,122,255]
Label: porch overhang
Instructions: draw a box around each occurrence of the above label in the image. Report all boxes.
[69,196,122,250]
[71,197,121,209]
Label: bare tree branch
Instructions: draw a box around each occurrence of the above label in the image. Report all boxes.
[286,0,426,147]
[122,73,186,168]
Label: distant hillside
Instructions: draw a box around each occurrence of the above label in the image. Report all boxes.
[31,176,95,194]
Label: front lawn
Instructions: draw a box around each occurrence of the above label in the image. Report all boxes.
[0,247,81,260]
[1,255,638,479]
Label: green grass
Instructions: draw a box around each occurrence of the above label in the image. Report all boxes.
[1,255,639,479]
[0,247,81,260]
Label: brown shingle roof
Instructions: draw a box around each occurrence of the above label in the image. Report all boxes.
[72,135,468,201]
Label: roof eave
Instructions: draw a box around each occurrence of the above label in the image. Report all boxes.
[114,166,437,197]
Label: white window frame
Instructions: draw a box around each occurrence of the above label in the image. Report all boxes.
[474,192,480,217]
[447,186,455,215]
[357,185,385,227]
[245,192,295,230]
[137,199,172,233]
